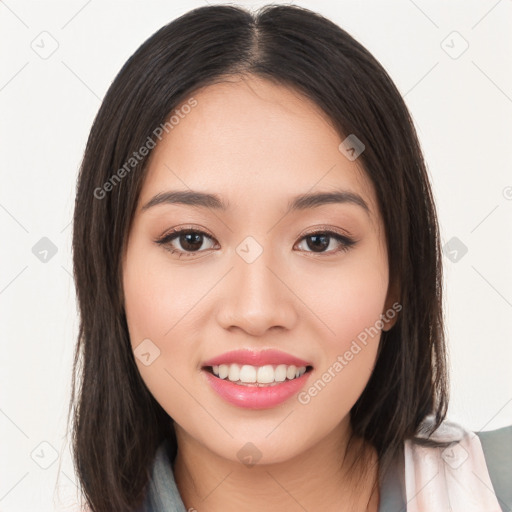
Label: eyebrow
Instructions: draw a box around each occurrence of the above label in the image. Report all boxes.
[141,188,370,215]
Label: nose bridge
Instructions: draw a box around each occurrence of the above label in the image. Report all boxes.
[217,234,296,335]
[236,236,277,299]
[235,234,281,308]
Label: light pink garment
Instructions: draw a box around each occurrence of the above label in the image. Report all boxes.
[404,415,502,511]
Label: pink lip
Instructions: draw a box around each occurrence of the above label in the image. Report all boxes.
[201,349,313,409]
[202,369,312,409]
[202,349,312,368]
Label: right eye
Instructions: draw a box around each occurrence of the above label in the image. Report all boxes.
[155,228,218,258]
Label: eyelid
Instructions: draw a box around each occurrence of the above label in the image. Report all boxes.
[156,224,216,242]
[298,224,354,239]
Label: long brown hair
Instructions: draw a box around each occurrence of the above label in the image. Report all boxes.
[69,4,449,511]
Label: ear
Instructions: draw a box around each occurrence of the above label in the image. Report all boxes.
[381,276,401,332]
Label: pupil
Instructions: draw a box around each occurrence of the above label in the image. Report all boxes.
[308,234,329,252]
[181,233,202,251]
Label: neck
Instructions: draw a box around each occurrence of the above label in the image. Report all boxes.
[172,419,380,512]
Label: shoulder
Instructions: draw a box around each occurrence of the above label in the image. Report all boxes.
[474,424,512,512]
[404,415,511,512]
[137,437,187,512]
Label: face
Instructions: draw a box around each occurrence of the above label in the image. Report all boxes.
[122,75,397,465]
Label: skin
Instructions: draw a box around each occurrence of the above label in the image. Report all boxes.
[122,75,398,512]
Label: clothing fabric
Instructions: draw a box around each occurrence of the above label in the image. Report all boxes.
[139,416,512,511]
[403,415,506,511]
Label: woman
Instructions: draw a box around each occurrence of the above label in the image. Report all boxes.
[69,4,511,511]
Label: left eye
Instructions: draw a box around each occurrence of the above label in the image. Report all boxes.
[295,232,356,254]
[155,229,356,258]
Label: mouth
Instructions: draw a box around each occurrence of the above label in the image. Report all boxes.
[200,349,314,409]
[203,363,314,387]
[201,362,314,409]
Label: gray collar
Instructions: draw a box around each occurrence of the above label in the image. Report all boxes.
[140,438,406,512]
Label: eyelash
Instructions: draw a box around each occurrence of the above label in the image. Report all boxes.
[154,226,357,259]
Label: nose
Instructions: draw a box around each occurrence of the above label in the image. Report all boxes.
[215,246,298,337]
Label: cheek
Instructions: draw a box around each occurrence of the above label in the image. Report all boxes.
[329,270,387,346]
[123,247,201,419]
[123,241,203,347]
[122,239,209,391]
[298,248,388,348]
[293,247,388,410]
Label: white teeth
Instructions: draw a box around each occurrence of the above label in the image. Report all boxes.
[239,365,257,383]
[218,364,229,379]
[228,363,240,382]
[257,365,274,384]
[286,365,297,380]
[210,363,308,385]
[275,364,287,382]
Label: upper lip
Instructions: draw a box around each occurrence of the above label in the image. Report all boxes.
[202,349,312,368]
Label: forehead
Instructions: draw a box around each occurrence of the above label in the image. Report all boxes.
[139,75,379,219]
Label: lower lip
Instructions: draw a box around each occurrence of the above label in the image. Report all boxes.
[202,369,312,409]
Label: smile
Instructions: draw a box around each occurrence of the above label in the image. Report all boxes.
[207,363,310,386]
[201,349,314,409]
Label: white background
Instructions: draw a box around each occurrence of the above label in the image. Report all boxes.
[1,0,511,510]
